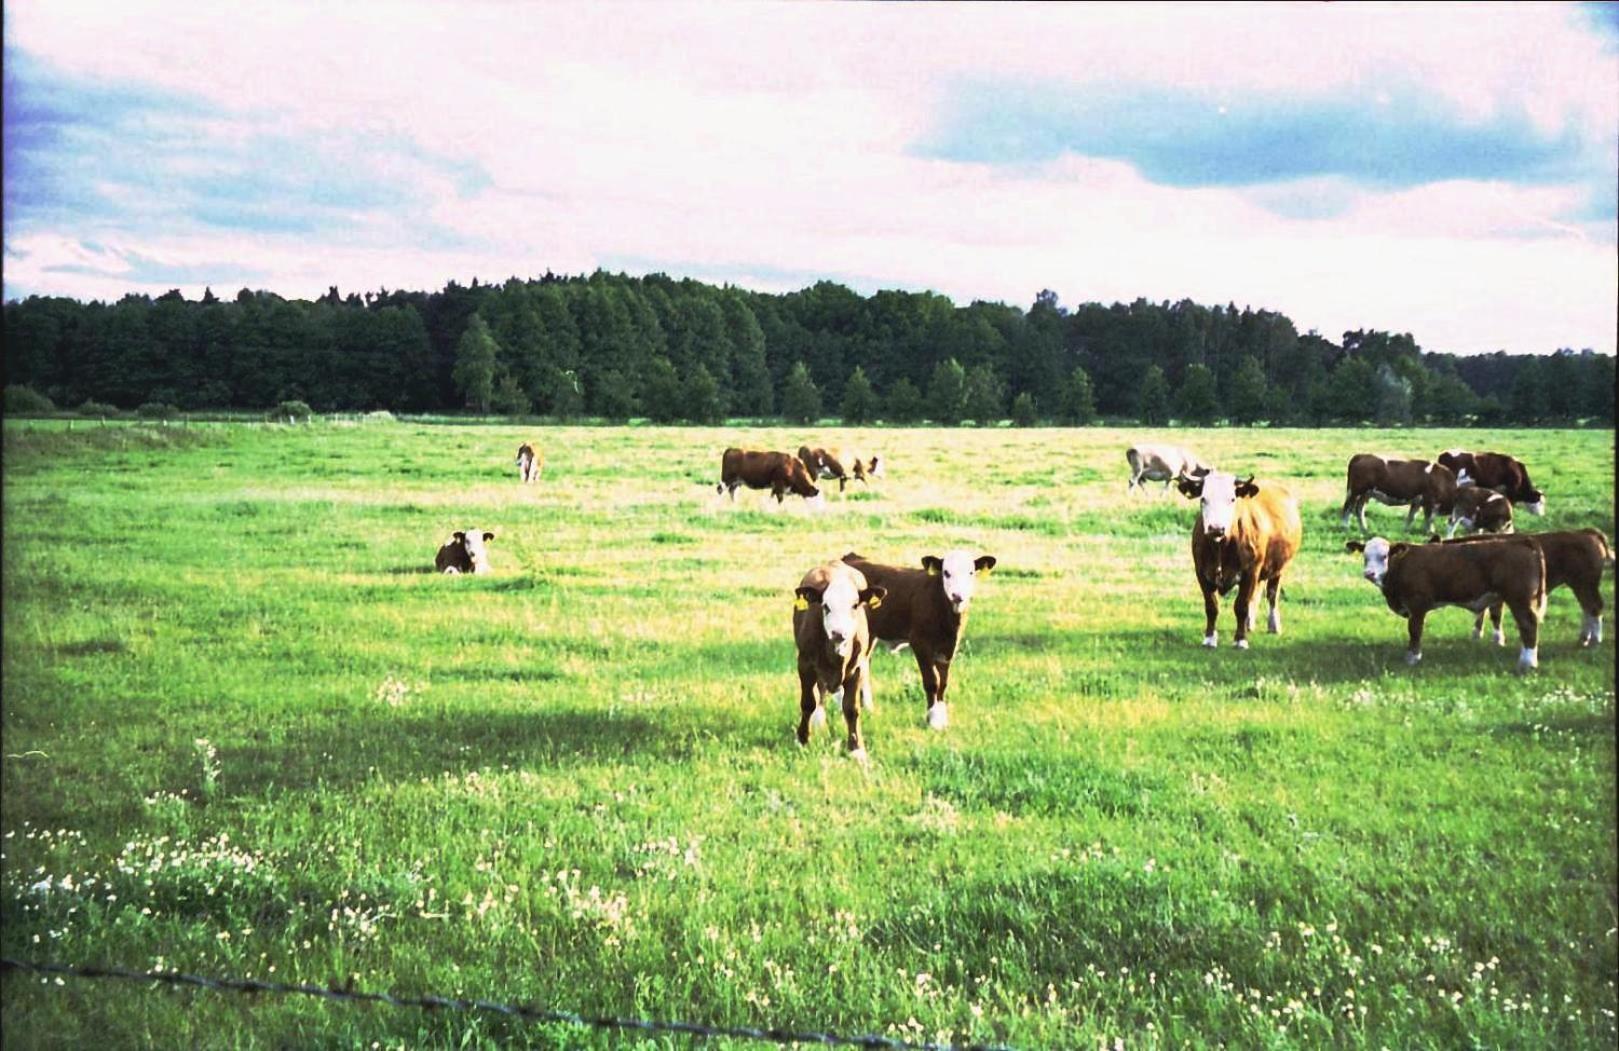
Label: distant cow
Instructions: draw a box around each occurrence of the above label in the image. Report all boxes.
[1446,486,1513,538]
[717,448,822,504]
[516,443,542,484]
[798,446,884,492]
[435,529,496,574]
[1428,529,1612,647]
[841,550,996,730]
[1340,454,1457,534]
[1436,450,1546,515]
[1127,444,1209,495]
[1178,472,1301,649]
[1347,535,1546,670]
[793,561,887,759]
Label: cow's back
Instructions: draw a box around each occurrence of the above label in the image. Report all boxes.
[840,556,927,641]
[1239,484,1302,572]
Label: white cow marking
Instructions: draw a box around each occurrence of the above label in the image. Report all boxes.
[1202,632,1218,648]
[927,703,949,730]
[1517,646,1538,671]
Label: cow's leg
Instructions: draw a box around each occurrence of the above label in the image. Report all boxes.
[1474,603,1504,645]
[1265,575,1282,634]
[839,476,848,493]
[1570,582,1604,646]
[841,670,866,760]
[1405,608,1428,665]
[1339,489,1357,528]
[1506,598,1540,671]
[860,669,875,712]
[1201,580,1220,647]
[918,654,947,729]
[796,665,820,745]
[1233,573,1257,649]
[1356,496,1370,534]
[1447,515,1465,539]
[1403,502,1420,533]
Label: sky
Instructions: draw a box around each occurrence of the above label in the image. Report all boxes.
[3,1,1616,356]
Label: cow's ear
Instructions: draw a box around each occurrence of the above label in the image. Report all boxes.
[860,586,887,610]
[1235,476,1258,498]
[482,532,495,542]
[794,586,822,610]
[1344,540,1365,553]
[1191,465,1211,477]
[921,556,943,576]
[1388,543,1410,557]
[1425,533,1443,544]
[974,555,997,574]
[1176,478,1203,498]
[453,531,467,543]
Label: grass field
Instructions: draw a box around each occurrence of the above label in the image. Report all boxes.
[2,419,1614,1049]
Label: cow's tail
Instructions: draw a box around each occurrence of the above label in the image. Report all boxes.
[1595,529,1615,569]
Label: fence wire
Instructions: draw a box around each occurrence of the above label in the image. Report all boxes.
[1,958,1018,1051]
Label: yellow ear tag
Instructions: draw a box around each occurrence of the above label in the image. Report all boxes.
[867,595,883,610]
[927,566,940,576]
[793,596,809,611]
[981,566,993,577]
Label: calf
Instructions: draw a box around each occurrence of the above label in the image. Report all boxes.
[435,529,496,574]
[840,550,996,730]
[797,446,884,492]
[793,561,887,759]
[515,443,542,483]
[1179,473,1301,649]
[1127,443,1209,494]
[1428,529,1612,647]
[1436,450,1546,515]
[1346,535,1546,669]
[1339,454,1456,534]
[1445,486,1513,538]
[717,448,822,504]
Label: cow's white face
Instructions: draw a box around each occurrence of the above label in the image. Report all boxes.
[1356,537,1392,587]
[458,530,494,574]
[818,575,863,658]
[1196,473,1243,537]
[927,551,997,613]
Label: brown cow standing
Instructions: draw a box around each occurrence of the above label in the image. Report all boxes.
[1178,472,1302,649]
[1347,535,1547,670]
[793,561,887,759]
[515,443,542,484]
[798,446,884,492]
[1340,454,1456,534]
[841,550,996,730]
[1436,450,1546,515]
[717,448,822,504]
[1427,529,1612,647]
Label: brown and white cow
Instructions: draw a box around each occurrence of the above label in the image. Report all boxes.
[1339,454,1457,534]
[797,446,885,493]
[1127,443,1209,495]
[1427,529,1612,647]
[717,448,822,504]
[1445,486,1513,538]
[841,550,996,730]
[1436,450,1546,516]
[435,529,496,574]
[515,443,542,484]
[1178,472,1301,649]
[1346,535,1546,670]
[793,561,887,760]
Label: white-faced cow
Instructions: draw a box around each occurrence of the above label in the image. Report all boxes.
[1427,529,1612,647]
[435,529,496,574]
[1178,472,1302,649]
[515,443,542,484]
[793,561,887,760]
[1436,450,1546,516]
[1339,454,1457,534]
[798,446,884,492]
[717,448,822,504]
[1445,486,1513,538]
[1127,443,1209,495]
[1346,535,1546,670]
[840,550,996,730]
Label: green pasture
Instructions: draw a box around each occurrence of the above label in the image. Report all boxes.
[2,420,1614,1049]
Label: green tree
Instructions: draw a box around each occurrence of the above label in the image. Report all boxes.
[1011,392,1037,427]
[1426,373,1477,426]
[963,364,1006,423]
[840,365,879,424]
[1138,365,1171,425]
[1509,358,1548,424]
[451,314,499,412]
[683,364,723,424]
[1174,364,1220,424]
[1064,365,1098,424]
[884,377,924,423]
[489,371,531,415]
[639,358,684,423]
[781,361,822,423]
[927,357,967,425]
[1227,356,1269,425]
[1325,358,1378,423]
[1372,364,1413,425]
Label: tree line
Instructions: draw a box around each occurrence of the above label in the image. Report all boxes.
[4,271,1612,426]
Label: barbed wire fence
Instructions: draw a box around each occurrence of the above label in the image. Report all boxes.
[1,958,1018,1051]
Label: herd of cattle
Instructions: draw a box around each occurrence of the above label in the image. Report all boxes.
[431,438,1610,759]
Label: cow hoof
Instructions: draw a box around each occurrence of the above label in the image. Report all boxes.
[1234,638,1250,650]
[848,747,869,764]
[926,704,949,730]
[1517,647,1539,671]
[1201,634,1217,648]
[1492,631,1505,647]
[1405,651,1423,666]
[808,707,827,731]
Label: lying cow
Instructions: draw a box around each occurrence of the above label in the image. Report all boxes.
[717,448,822,504]
[1127,443,1209,495]
[1427,529,1611,647]
[1446,486,1513,538]
[435,529,496,574]
[1346,535,1546,670]
[840,550,996,730]
[1340,454,1456,534]
[515,443,542,484]
[797,446,884,492]
[793,561,887,760]
[1178,472,1301,649]
[1436,450,1546,516]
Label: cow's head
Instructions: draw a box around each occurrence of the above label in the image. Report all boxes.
[921,551,997,613]
[1345,537,1402,587]
[796,577,886,658]
[454,530,496,574]
[1437,449,1473,476]
[785,458,822,499]
[866,455,885,478]
[1522,488,1546,516]
[1184,472,1257,537]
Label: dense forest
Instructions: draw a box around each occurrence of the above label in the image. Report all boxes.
[4,270,1613,425]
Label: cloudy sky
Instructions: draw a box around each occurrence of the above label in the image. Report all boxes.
[4,1,1615,355]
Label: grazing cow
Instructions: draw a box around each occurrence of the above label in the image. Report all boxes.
[797,446,884,492]
[515,443,542,484]
[793,561,887,759]
[435,529,496,574]
[840,550,997,730]
[1347,535,1547,669]
[1436,450,1546,515]
[1178,472,1302,649]
[1127,443,1209,495]
[1445,486,1513,538]
[1427,529,1612,647]
[1339,454,1457,534]
[717,448,822,504]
